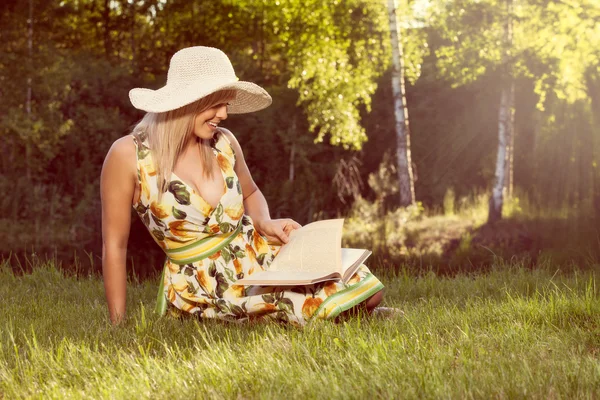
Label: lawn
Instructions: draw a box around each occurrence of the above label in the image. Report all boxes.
[1,260,599,399]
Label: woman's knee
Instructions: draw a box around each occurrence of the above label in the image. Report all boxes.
[365,289,384,311]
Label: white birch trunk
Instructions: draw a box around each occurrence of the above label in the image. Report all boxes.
[387,0,416,207]
[488,0,514,223]
[503,83,515,198]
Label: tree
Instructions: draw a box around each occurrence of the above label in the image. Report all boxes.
[430,0,600,221]
[489,0,515,223]
[387,0,416,206]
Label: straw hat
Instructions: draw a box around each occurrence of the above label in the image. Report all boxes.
[129,46,272,114]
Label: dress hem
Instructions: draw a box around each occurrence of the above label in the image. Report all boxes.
[311,273,384,320]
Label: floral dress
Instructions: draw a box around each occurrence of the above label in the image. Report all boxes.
[132,129,384,325]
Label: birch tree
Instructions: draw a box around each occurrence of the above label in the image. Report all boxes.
[488,0,514,223]
[387,0,416,206]
[430,0,599,221]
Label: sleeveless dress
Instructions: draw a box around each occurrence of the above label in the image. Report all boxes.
[132,129,384,326]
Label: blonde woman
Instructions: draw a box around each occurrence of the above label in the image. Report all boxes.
[101,46,384,325]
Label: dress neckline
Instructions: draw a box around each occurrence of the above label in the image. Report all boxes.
[171,133,226,211]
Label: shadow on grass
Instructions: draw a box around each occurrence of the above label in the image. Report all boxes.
[370,215,600,276]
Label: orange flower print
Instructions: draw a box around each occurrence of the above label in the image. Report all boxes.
[347,273,361,285]
[228,284,245,298]
[191,194,213,216]
[209,224,220,233]
[169,220,197,238]
[197,269,214,294]
[245,244,257,265]
[233,258,243,276]
[179,290,199,302]
[139,165,150,200]
[217,153,234,175]
[150,201,170,219]
[224,203,244,220]
[324,282,338,296]
[181,301,195,313]
[171,274,188,292]
[258,303,277,313]
[208,251,221,260]
[221,138,235,159]
[168,285,176,303]
[164,236,187,250]
[302,297,324,319]
[167,261,180,273]
[145,160,157,176]
[253,232,269,254]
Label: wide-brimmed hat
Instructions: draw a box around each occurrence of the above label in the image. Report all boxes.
[129,46,272,114]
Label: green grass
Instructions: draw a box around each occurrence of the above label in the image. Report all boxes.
[1,261,599,399]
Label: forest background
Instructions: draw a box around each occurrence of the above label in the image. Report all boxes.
[1,0,599,278]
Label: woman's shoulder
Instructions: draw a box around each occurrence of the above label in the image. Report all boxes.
[216,127,243,155]
[217,127,235,143]
[101,135,138,188]
[108,134,137,159]
[103,135,138,175]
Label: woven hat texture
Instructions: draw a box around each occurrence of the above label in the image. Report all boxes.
[129,46,272,114]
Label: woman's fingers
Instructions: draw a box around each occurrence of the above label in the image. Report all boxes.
[289,219,302,230]
[259,219,301,245]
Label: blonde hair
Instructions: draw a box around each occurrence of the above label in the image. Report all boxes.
[131,89,236,197]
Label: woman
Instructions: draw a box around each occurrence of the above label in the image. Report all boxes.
[101,46,384,325]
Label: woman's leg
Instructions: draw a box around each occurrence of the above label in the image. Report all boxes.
[364,289,384,312]
[335,289,384,321]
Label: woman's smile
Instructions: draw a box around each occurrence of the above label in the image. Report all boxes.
[194,102,231,139]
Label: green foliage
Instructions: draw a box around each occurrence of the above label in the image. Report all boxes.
[229,0,392,149]
[429,0,600,107]
[1,0,598,267]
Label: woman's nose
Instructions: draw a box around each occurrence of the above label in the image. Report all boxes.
[216,104,228,119]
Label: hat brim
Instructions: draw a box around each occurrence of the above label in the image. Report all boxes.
[129,80,272,114]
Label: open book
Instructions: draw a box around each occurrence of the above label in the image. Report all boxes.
[236,219,371,286]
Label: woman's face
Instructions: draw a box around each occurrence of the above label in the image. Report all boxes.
[193,100,233,140]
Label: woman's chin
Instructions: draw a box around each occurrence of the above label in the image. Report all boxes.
[194,130,216,141]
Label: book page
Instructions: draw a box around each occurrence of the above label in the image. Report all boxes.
[236,270,339,285]
[340,248,372,282]
[269,219,343,274]
[236,247,371,286]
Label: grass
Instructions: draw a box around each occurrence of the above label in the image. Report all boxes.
[1,259,599,399]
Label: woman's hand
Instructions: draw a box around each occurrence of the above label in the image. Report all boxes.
[255,218,302,245]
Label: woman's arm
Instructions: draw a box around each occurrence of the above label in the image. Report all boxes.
[219,128,300,243]
[100,136,138,324]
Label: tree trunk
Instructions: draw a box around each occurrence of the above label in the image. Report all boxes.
[587,68,600,222]
[26,0,33,181]
[130,0,136,70]
[489,82,514,222]
[503,103,515,198]
[289,117,297,182]
[387,0,416,207]
[26,0,33,116]
[488,0,514,223]
[102,0,112,59]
